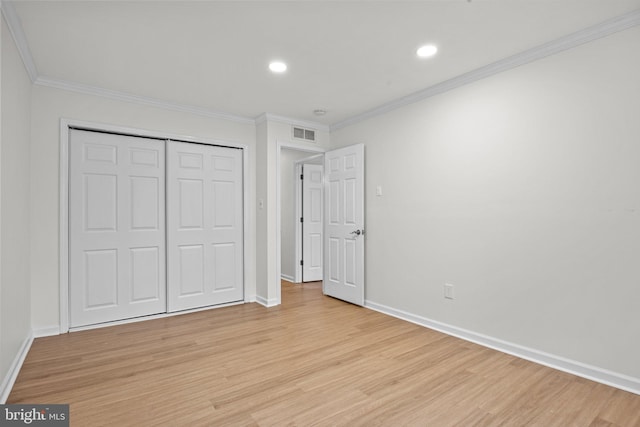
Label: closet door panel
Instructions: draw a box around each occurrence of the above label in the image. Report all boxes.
[69,130,166,327]
[167,141,243,312]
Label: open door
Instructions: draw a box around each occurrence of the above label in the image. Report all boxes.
[302,164,324,282]
[323,144,365,305]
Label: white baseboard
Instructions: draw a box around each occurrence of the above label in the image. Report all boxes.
[70,301,245,333]
[0,333,34,403]
[256,295,279,308]
[33,326,61,338]
[281,274,295,283]
[365,300,640,396]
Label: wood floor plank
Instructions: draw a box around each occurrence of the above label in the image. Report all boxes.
[8,281,640,426]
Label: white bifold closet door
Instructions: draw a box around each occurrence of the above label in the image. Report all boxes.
[69,130,166,328]
[166,141,244,312]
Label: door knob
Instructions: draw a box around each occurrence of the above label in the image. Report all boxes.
[350,229,363,236]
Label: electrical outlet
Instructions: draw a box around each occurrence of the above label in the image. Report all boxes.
[444,283,454,300]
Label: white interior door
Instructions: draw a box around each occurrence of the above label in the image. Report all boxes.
[69,129,166,327]
[302,164,323,282]
[323,144,365,305]
[167,141,244,312]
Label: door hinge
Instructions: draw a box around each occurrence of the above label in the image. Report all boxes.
[300,174,304,180]
[300,217,303,223]
[300,260,304,266]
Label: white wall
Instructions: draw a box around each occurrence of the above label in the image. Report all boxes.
[255,120,269,302]
[1,14,32,392]
[29,84,257,331]
[330,26,640,379]
[1,10,3,393]
[280,149,316,281]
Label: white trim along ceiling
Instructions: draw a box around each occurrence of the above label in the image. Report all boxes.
[1,1,638,130]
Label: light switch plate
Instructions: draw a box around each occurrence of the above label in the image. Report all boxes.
[444,283,454,300]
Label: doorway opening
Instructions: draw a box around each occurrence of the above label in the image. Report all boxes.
[275,141,365,307]
[276,142,324,305]
[279,148,324,284]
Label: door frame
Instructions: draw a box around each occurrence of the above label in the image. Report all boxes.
[293,155,324,283]
[276,140,324,302]
[59,118,251,333]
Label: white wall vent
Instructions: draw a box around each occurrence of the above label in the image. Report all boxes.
[292,126,316,142]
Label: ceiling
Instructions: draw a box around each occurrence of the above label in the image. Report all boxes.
[10,0,640,127]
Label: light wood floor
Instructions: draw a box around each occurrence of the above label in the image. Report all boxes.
[9,281,640,426]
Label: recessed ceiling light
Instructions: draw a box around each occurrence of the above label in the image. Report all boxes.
[313,109,327,116]
[269,61,287,73]
[416,45,438,58]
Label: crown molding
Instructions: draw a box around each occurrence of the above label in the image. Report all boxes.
[4,0,639,132]
[255,113,330,132]
[1,0,319,129]
[2,0,254,125]
[1,0,38,82]
[34,76,255,124]
[331,8,640,131]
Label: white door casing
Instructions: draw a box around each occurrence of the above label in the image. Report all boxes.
[323,144,365,305]
[69,130,166,327]
[167,141,244,312]
[302,164,323,282]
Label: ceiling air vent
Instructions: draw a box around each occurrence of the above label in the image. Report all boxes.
[292,126,316,142]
